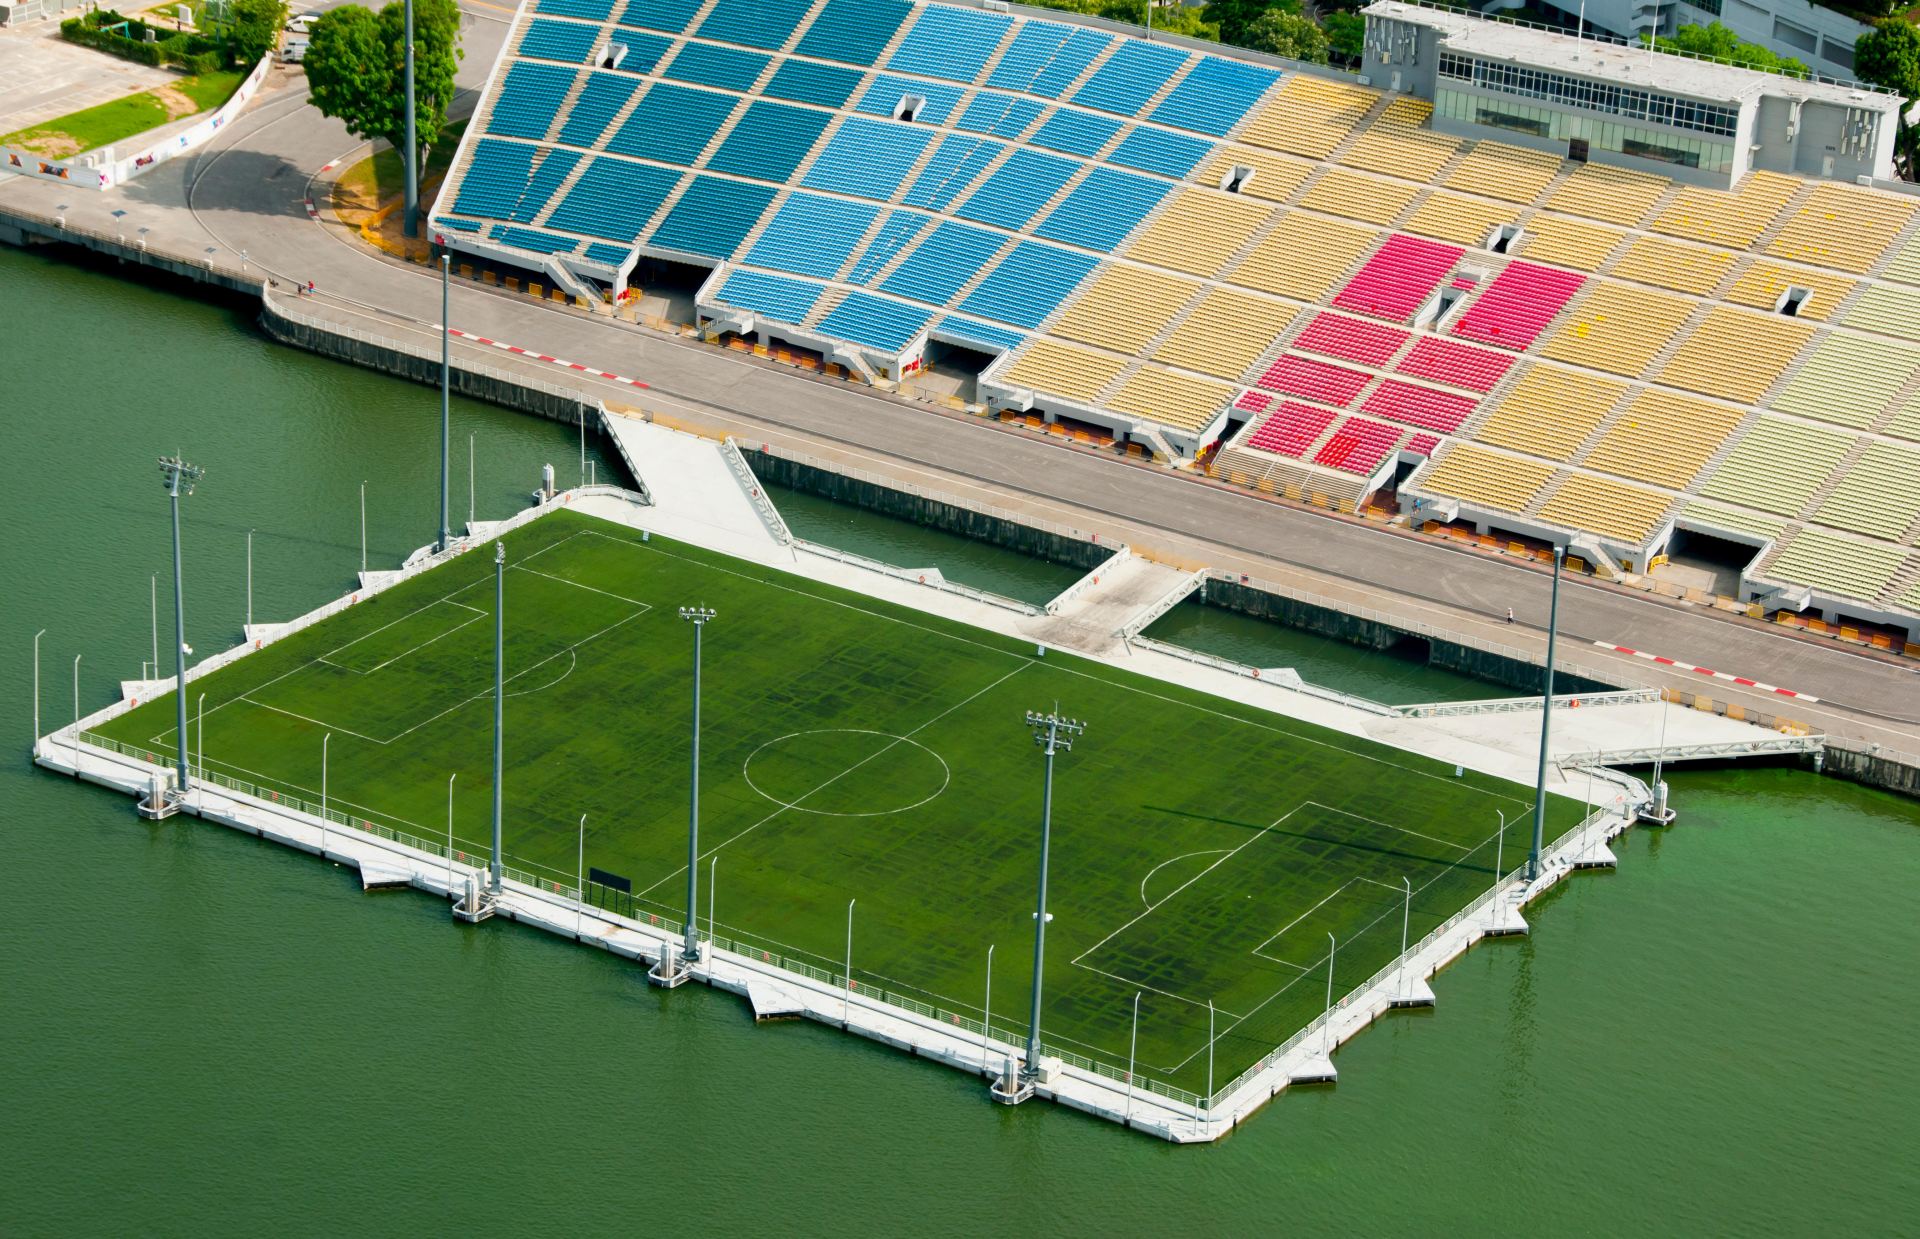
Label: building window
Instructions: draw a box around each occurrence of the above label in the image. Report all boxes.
[1822,37,1855,71]
[1772,17,1818,53]
[1477,105,1551,137]
[1623,135,1701,168]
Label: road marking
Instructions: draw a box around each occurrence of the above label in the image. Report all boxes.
[1592,642,1819,701]
[441,327,652,389]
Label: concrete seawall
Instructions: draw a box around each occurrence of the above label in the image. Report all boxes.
[1,208,261,297]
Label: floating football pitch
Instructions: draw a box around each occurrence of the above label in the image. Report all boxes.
[96,509,1580,1098]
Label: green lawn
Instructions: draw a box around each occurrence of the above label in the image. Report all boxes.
[0,69,243,156]
[95,508,1581,1100]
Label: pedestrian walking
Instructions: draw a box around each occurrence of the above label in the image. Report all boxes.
[1505,607,1514,624]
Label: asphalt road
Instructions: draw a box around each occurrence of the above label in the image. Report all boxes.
[4,5,1915,752]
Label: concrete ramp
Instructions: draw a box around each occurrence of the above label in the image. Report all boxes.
[1024,555,1199,656]
[598,409,790,564]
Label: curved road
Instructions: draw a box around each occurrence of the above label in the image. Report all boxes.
[5,7,1915,752]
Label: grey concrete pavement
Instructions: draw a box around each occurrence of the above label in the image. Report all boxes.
[4,1,1916,754]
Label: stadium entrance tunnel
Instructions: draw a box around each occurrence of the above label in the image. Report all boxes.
[742,729,952,817]
[917,339,995,405]
[1659,526,1764,598]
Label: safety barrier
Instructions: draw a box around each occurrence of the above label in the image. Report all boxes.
[721,436,794,546]
[793,538,1042,616]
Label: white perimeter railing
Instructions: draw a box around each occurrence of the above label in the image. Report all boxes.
[1129,634,1403,718]
[1397,688,1662,717]
[721,436,794,546]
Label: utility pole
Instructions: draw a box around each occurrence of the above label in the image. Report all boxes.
[490,541,505,892]
[679,605,716,963]
[1527,546,1565,881]
[439,254,451,551]
[159,454,203,797]
[1020,707,1084,1083]
[402,0,418,237]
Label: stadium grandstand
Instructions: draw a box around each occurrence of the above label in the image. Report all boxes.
[431,0,1920,644]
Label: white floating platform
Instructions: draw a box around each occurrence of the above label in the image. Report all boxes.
[357,857,414,890]
[745,978,807,1021]
[1388,974,1437,1008]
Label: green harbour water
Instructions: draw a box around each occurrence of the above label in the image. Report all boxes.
[3,245,1918,1236]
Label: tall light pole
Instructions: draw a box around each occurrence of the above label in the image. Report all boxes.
[1206,998,1215,1107]
[439,254,451,552]
[468,431,475,528]
[983,943,995,1067]
[844,897,855,1025]
[1126,990,1141,1126]
[359,480,368,575]
[1021,706,1085,1080]
[320,731,331,857]
[578,813,588,938]
[149,574,158,678]
[1399,875,1412,1000]
[578,400,587,489]
[679,605,716,962]
[159,454,203,797]
[1323,932,1336,1058]
[490,541,505,893]
[402,0,418,238]
[446,771,457,896]
[1527,546,1565,881]
[71,653,81,737]
[196,692,206,778]
[245,529,253,632]
[32,628,46,743]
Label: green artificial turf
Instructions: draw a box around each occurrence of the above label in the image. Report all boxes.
[96,508,1582,1099]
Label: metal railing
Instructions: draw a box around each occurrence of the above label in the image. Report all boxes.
[1397,688,1660,717]
[1043,546,1131,616]
[720,436,795,546]
[1129,634,1404,718]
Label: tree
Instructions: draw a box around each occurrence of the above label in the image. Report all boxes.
[1203,0,1278,47]
[305,0,462,168]
[1643,21,1809,78]
[1323,9,1363,64]
[1243,7,1327,61]
[1857,19,1920,177]
[225,0,287,66]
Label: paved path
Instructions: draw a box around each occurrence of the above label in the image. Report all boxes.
[4,2,1917,758]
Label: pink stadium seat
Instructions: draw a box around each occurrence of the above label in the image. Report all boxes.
[1235,390,1273,414]
[1405,433,1439,457]
[1293,312,1410,368]
[1313,415,1405,475]
[1449,262,1585,351]
[1256,354,1373,406]
[1332,234,1464,323]
[1246,400,1338,457]
[1395,336,1513,392]
[1361,379,1477,433]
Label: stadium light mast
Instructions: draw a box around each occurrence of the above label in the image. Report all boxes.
[679,605,717,964]
[159,454,203,798]
[439,254,452,552]
[1527,546,1565,882]
[1019,707,1084,1085]
[402,0,418,238]
[490,541,506,893]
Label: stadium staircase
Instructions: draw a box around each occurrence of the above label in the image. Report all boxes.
[1751,181,1819,249]
[1866,209,1920,278]
[1867,363,1920,437]
[543,73,595,145]
[1793,435,1876,521]
[530,158,596,229]
[1755,329,1823,407]
[689,100,756,170]
[1326,94,1396,163]
[731,189,791,256]
[1691,404,1767,482]
[1641,300,1716,378]
[1883,551,1920,601]
[1562,382,1648,467]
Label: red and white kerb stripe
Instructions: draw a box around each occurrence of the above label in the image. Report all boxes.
[446,328,650,389]
[1592,642,1818,701]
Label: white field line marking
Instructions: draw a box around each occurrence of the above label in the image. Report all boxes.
[1073,959,1254,1019]
[512,562,654,608]
[1139,849,1230,910]
[1250,875,1404,965]
[635,662,1031,899]
[316,607,487,676]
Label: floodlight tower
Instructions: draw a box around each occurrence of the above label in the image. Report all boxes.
[1526,545,1566,882]
[1020,707,1084,1084]
[438,253,452,552]
[402,0,418,238]
[679,605,717,963]
[490,541,505,893]
[159,454,203,797]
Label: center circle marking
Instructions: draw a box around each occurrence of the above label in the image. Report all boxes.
[743,728,951,817]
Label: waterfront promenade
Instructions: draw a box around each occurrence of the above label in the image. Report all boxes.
[2,3,1916,762]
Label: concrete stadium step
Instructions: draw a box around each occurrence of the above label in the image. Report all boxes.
[801,284,849,330]
[544,72,593,146]
[1641,300,1715,378]
[883,132,950,208]
[1636,180,1686,229]
[1564,382,1648,467]
[1866,358,1920,437]
[1755,326,1824,407]
[731,188,793,257]
[689,100,754,171]
[1752,181,1817,250]
[1792,432,1875,521]
[1691,405,1767,482]
[1868,207,1920,279]
[1880,547,1920,602]
[946,235,1023,307]
[1324,93,1395,164]
[830,207,899,282]
[530,154,594,228]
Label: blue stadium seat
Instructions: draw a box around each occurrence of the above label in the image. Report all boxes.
[801,118,931,200]
[488,62,574,141]
[1107,125,1214,178]
[901,134,1003,210]
[955,92,1044,140]
[953,148,1079,230]
[706,101,831,182]
[606,30,673,74]
[556,71,637,147]
[718,269,826,324]
[453,140,533,219]
[537,0,614,20]
[604,83,737,165]
[663,41,770,91]
[1070,40,1190,116]
[987,21,1110,95]
[650,175,778,257]
[885,5,1011,82]
[519,18,600,64]
[1029,107,1121,158]
[437,216,483,232]
[516,149,582,222]
[746,192,878,278]
[846,209,931,282]
[584,241,631,264]
[547,156,680,240]
[960,240,1097,328]
[1148,56,1280,136]
[817,291,932,351]
[616,0,702,33]
[762,58,863,107]
[691,0,814,50]
[1033,166,1170,251]
[936,316,1025,353]
[880,221,1005,304]
[491,224,579,254]
[855,74,964,126]
[792,0,912,65]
